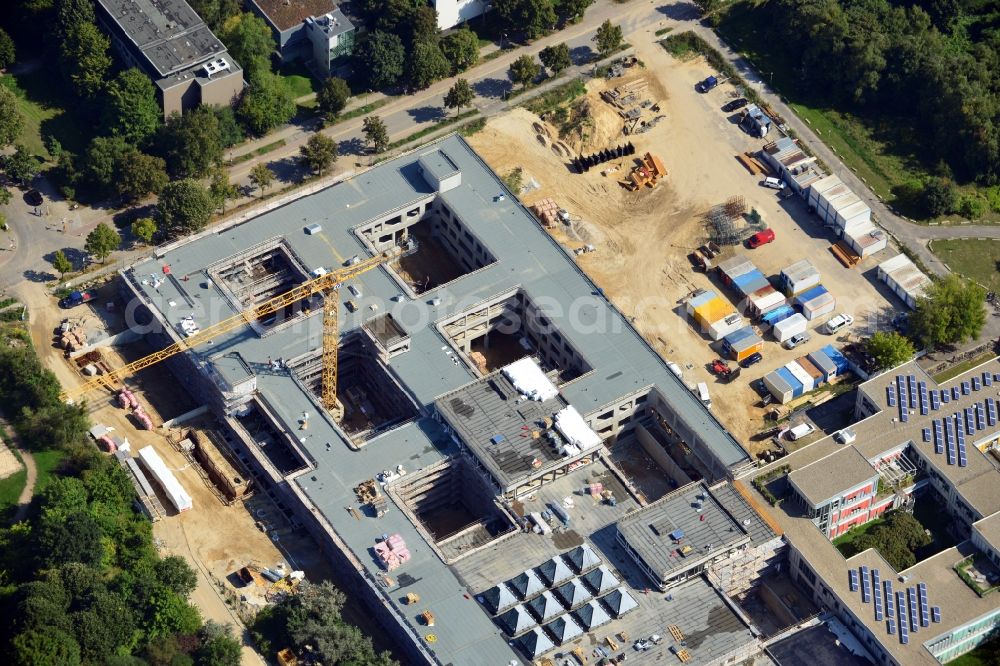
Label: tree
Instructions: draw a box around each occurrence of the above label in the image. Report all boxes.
[194,621,242,666]
[362,115,390,154]
[353,31,406,90]
[408,41,451,90]
[4,145,41,186]
[214,107,245,148]
[539,42,571,75]
[103,69,161,145]
[909,274,986,347]
[317,76,351,119]
[55,0,97,42]
[188,0,241,32]
[156,107,224,178]
[249,163,274,197]
[237,70,295,135]
[409,6,439,47]
[594,20,623,59]
[509,54,540,88]
[864,331,915,371]
[131,217,158,245]
[155,555,198,597]
[440,28,480,73]
[51,250,73,277]
[0,85,23,146]
[0,27,16,70]
[116,150,168,203]
[61,22,111,98]
[208,167,238,214]
[493,0,557,39]
[220,12,273,77]
[84,223,121,263]
[12,628,81,666]
[554,0,593,22]
[923,177,957,217]
[299,134,338,176]
[0,187,11,206]
[157,179,215,234]
[444,79,474,116]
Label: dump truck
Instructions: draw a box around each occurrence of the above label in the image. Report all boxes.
[59,289,97,308]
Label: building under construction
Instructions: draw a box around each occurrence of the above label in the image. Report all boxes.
[116,135,767,665]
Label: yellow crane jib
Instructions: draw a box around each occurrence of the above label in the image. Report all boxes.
[60,249,399,404]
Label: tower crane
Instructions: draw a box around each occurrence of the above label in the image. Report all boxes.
[60,249,400,414]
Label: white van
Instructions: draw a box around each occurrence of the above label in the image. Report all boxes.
[824,313,855,334]
[762,176,786,190]
[696,382,712,409]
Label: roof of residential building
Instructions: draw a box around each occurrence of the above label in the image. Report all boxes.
[788,446,878,507]
[249,0,335,31]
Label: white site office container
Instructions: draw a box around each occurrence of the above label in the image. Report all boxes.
[878,255,931,309]
[808,175,842,211]
[138,445,192,512]
[780,260,821,296]
[844,222,888,257]
[707,312,745,341]
[786,361,815,393]
[773,313,808,343]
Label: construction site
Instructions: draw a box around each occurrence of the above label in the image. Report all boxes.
[468,37,903,452]
[38,129,839,665]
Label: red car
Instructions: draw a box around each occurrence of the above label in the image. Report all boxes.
[747,229,775,248]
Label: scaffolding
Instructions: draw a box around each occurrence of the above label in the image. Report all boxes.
[708,199,766,246]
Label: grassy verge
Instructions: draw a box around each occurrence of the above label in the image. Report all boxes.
[387,110,479,151]
[330,97,391,124]
[930,239,1000,291]
[229,139,287,166]
[655,27,673,37]
[933,350,997,384]
[0,69,86,158]
[459,117,487,136]
[522,78,587,115]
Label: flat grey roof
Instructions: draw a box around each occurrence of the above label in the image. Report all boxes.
[436,371,572,489]
[711,482,778,546]
[768,620,875,666]
[95,0,228,77]
[788,447,877,507]
[617,482,750,580]
[974,511,1000,552]
[210,351,253,386]
[124,135,752,663]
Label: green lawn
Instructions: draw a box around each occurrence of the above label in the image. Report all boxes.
[0,465,27,520]
[930,239,1000,292]
[0,68,87,159]
[947,636,1000,665]
[31,448,65,495]
[278,62,319,99]
[832,517,883,556]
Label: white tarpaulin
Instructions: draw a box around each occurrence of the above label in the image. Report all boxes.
[555,405,601,450]
[138,445,192,512]
[503,357,558,401]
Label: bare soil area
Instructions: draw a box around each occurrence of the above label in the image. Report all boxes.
[469,36,900,453]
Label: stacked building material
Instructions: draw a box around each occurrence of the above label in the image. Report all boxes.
[794,285,836,320]
[878,254,931,309]
[60,326,88,352]
[137,445,192,512]
[375,534,411,571]
[530,198,560,227]
[133,406,154,430]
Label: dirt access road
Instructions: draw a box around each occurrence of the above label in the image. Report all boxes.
[470,35,901,452]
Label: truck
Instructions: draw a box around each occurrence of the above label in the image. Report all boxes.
[59,289,97,308]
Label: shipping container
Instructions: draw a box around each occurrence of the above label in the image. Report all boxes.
[779,259,821,296]
[772,313,808,343]
[764,370,795,404]
[722,326,764,361]
[794,285,836,320]
[844,222,888,257]
[796,356,824,384]
[761,304,795,326]
[685,289,715,316]
[777,366,804,399]
[138,445,193,512]
[732,269,770,298]
[707,312,745,341]
[717,256,755,285]
[808,175,872,230]
[807,349,838,382]
[822,345,850,374]
[786,361,814,393]
[877,254,931,309]
[807,175,841,210]
[745,285,786,317]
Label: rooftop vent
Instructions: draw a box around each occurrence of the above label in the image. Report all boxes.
[203,58,231,77]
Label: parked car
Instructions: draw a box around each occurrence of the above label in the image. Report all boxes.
[696,75,719,92]
[783,332,811,349]
[723,98,748,112]
[25,189,43,206]
[824,313,854,334]
[740,352,763,368]
[747,228,776,248]
[761,176,786,190]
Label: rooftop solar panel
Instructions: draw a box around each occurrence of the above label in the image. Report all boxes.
[973,377,982,391]
[918,583,929,628]
[966,408,975,433]
[887,619,896,635]
[953,387,961,400]
[962,381,971,395]
[946,418,957,465]
[907,588,919,632]
[959,440,968,467]
[977,403,985,430]
[849,569,859,591]
[910,378,918,408]
[985,372,993,386]
[887,386,896,407]
[931,391,940,410]
[885,582,895,618]
[932,606,941,623]
[922,428,931,442]
[988,398,997,426]
[994,372,1000,381]
[942,390,950,404]
[900,404,909,423]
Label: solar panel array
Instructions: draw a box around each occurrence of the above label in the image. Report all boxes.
[847,568,941,645]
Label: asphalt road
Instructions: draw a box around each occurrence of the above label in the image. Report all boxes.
[2,0,998,293]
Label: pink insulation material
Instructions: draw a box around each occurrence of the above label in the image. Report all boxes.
[117,391,130,408]
[122,389,139,409]
[98,435,117,452]
[133,407,154,431]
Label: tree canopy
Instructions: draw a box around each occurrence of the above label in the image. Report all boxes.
[317,76,351,119]
[51,250,73,276]
[131,217,158,245]
[353,31,406,90]
[84,222,121,263]
[249,162,275,196]
[594,20,623,58]
[444,78,474,115]
[60,21,111,98]
[299,134,338,176]
[440,28,480,73]
[851,511,931,570]
[509,54,541,88]
[493,0,557,40]
[864,331,916,371]
[362,115,390,153]
[156,107,224,178]
[540,42,572,75]
[0,26,16,70]
[103,69,161,145]
[220,12,274,77]
[238,70,296,135]
[909,274,986,347]
[157,179,215,234]
[408,40,451,90]
[0,85,23,147]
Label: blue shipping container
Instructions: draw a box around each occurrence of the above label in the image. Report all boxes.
[822,345,850,374]
[761,304,795,326]
[776,367,803,397]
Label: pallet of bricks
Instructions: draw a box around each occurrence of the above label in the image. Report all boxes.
[600,79,648,110]
[531,198,561,227]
